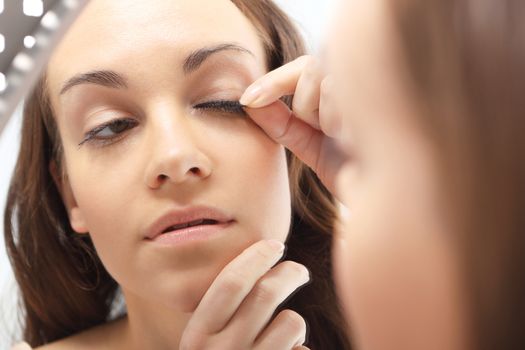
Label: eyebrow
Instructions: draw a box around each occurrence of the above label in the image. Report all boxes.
[183,43,254,74]
[59,43,255,96]
[59,70,127,96]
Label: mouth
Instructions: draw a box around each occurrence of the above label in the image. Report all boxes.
[145,206,234,242]
[160,219,221,234]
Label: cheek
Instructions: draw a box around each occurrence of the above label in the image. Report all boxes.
[199,119,292,240]
[334,152,466,349]
[66,155,141,261]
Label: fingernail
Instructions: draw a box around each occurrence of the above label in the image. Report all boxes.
[11,343,31,350]
[303,266,311,282]
[240,84,263,107]
[267,239,285,252]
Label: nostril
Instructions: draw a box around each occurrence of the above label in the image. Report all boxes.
[158,174,168,182]
[189,167,200,175]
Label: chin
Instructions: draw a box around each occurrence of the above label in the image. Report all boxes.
[154,258,233,313]
[142,229,284,312]
[176,276,215,313]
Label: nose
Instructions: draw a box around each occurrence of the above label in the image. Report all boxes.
[144,113,212,189]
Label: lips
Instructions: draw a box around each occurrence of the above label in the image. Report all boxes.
[161,219,219,234]
[145,206,234,240]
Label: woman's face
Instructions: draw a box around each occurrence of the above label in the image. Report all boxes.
[47,0,291,312]
[328,1,467,349]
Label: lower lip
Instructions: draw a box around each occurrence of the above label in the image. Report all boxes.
[147,222,233,246]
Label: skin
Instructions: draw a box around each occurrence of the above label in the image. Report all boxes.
[329,2,467,349]
[241,1,468,349]
[25,0,311,349]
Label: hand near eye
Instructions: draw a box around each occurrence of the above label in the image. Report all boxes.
[240,55,345,194]
[179,240,311,350]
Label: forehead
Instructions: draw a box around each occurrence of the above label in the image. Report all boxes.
[47,0,266,97]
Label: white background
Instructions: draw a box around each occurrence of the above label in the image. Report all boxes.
[0,0,339,347]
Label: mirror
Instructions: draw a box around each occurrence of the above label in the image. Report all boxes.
[0,1,342,349]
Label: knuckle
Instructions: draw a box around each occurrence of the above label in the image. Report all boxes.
[274,78,291,92]
[296,55,316,67]
[320,77,332,96]
[219,269,247,295]
[291,100,309,119]
[300,56,321,77]
[252,279,279,303]
[255,241,278,260]
[280,309,307,334]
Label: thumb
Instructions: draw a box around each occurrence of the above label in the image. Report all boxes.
[244,100,325,171]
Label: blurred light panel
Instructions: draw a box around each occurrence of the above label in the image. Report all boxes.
[41,11,60,30]
[24,35,36,49]
[0,72,6,92]
[23,0,44,17]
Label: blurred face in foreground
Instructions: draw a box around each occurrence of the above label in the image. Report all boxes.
[328,1,468,349]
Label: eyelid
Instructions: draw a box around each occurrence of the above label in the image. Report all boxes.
[79,117,138,147]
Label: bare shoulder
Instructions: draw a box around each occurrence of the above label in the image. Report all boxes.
[34,317,127,350]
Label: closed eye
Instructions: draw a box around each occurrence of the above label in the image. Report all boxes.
[193,100,247,117]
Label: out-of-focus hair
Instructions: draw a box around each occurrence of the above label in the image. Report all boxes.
[391,1,525,348]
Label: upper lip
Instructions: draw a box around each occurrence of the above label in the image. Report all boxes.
[145,206,234,240]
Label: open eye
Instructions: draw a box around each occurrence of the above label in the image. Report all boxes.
[193,100,247,117]
[79,118,139,147]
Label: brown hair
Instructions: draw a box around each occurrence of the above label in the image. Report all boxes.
[4,0,351,348]
[390,0,525,348]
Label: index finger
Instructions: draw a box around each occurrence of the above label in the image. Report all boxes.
[240,55,315,108]
[186,240,286,334]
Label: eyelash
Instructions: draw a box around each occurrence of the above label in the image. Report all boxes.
[78,100,246,147]
[192,100,247,116]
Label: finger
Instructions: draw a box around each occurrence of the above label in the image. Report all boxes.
[319,76,343,139]
[244,101,325,173]
[292,59,323,128]
[240,56,316,108]
[254,309,308,350]
[188,240,285,335]
[226,261,310,343]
